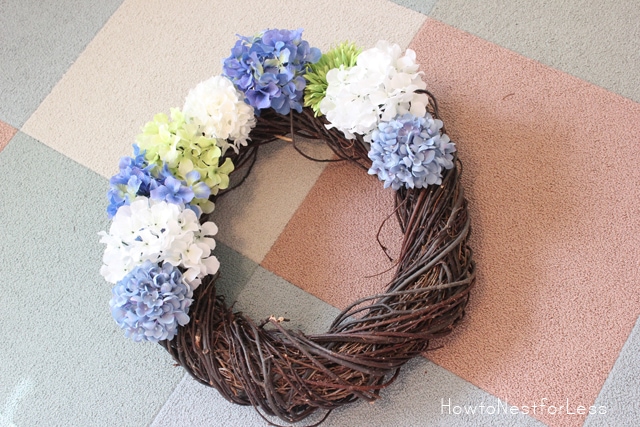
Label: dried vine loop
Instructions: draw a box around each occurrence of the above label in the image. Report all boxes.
[161,91,476,426]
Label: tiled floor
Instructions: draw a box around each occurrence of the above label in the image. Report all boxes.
[1,1,639,426]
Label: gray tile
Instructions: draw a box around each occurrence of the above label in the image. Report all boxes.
[151,268,546,427]
[0,133,183,427]
[430,0,640,103]
[212,242,260,304]
[0,0,123,127]
[317,357,548,427]
[583,316,640,427]
[217,265,342,337]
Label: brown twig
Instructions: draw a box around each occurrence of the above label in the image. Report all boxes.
[161,92,476,426]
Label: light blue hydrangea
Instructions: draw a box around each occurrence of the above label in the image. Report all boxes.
[368,113,456,190]
[110,261,193,342]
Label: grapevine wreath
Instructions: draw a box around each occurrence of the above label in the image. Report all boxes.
[100,29,475,426]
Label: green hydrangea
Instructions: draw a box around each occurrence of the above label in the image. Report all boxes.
[136,108,234,213]
[304,42,361,116]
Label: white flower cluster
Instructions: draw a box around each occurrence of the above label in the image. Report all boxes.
[99,197,219,288]
[183,75,256,154]
[319,41,429,142]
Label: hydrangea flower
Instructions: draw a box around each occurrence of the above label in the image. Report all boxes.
[319,41,429,142]
[368,113,456,190]
[110,261,193,342]
[107,145,155,217]
[222,28,321,115]
[106,146,209,218]
[99,197,220,287]
[136,108,234,212]
[150,174,194,205]
[183,75,256,154]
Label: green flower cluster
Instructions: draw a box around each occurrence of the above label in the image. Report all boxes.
[136,108,234,213]
[303,42,361,116]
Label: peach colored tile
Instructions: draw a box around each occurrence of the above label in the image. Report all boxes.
[409,19,640,427]
[261,160,403,310]
[0,121,17,152]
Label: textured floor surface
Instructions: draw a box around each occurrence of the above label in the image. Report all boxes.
[1,1,639,426]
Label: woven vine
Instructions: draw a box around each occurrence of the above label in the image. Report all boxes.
[161,91,476,426]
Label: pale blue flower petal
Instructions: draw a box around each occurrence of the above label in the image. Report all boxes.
[109,261,193,343]
[368,112,456,190]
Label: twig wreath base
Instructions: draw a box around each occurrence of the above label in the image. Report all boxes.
[160,91,476,426]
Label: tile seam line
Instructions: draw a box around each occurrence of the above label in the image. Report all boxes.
[425,336,627,427]
[19,0,128,133]
[146,372,191,427]
[256,152,333,266]
[0,124,18,153]
[418,17,640,109]
[422,356,552,426]
[580,314,640,427]
[389,0,439,16]
[10,132,112,185]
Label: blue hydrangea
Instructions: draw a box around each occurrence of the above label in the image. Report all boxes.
[222,28,321,115]
[107,145,155,217]
[107,146,205,218]
[110,261,193,342]
[149,166,195,205]
[368,113,456,190]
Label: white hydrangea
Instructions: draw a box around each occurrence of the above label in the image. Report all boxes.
[319,41,429,142]
[183,75,256,154]
[99,197,219,289]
